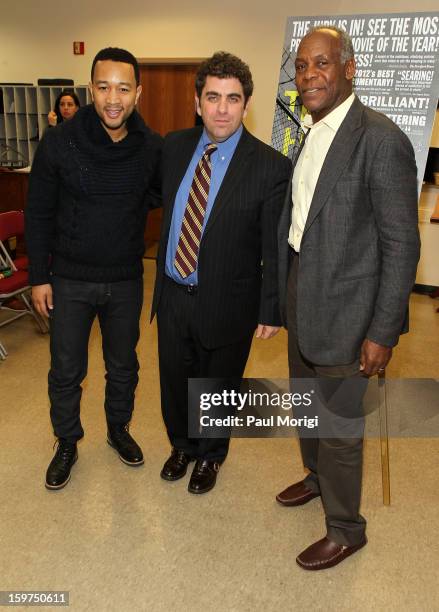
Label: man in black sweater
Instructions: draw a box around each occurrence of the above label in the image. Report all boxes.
[26,48,162,490]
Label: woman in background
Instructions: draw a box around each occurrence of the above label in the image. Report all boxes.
[48,89,80,126]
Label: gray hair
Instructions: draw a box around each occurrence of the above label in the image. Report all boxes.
[305,25,354,63]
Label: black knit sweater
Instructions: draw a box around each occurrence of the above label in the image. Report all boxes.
[26,104,162,285]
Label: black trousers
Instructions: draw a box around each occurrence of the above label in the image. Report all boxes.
[157,276,253,462]
[48,276,143,443]
[287,252,368,546]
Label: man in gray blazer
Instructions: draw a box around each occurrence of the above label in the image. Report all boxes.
[276,26,420,570]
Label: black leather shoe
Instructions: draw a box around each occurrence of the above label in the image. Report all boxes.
[160,449,193,481]
[107,423,144,466]
[45,440,78,490]
[188,460,220,494]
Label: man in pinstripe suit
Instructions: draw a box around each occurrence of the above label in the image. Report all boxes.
[151,52,292,494]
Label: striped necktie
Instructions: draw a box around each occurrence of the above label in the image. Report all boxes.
[174,143,217,279]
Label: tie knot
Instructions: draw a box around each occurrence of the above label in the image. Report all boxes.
[204,143,217,158]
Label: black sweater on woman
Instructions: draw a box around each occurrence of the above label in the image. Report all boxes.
[26,104,162,285]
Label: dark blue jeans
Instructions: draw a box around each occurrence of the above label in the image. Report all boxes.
[48,276,143,443]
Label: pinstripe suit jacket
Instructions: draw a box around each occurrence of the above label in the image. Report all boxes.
[278,97,421,365]
[151,125,292,349]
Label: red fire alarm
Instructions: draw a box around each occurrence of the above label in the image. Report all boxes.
[73,42,85,55]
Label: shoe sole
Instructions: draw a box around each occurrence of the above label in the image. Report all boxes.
[107,439,144,466]
[45,454,78,490]
[276,492,320,507]
[160,468,189,481]
[296,539,367,571]
[188,479,217,494]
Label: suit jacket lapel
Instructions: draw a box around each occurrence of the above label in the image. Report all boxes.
[202,127,256,237]
[281,130,309,221]
[163,128,202,233]
[278,130,309,247]
[303,98,365,236]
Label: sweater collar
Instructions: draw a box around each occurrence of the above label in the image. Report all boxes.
[74,104,145,147]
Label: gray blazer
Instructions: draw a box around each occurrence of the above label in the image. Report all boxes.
[278,97,421,365]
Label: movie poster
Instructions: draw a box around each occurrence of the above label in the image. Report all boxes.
[271,12,439,190]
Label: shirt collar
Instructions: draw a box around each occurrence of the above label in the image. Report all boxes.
[302,93,355,132]
[201,124,243,158]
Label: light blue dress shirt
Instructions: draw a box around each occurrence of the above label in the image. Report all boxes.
[165,125,243,285]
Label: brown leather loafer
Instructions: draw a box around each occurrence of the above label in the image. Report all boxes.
[276,480,320,506]
[296,536,367,570]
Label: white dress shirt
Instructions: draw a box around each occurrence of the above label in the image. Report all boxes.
[289,93,355,251]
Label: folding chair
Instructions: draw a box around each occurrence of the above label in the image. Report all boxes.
[0,210,48,333]
[0,210,30,270]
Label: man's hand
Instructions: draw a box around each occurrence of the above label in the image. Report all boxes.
[255,324,280,340]
[360,339,392,376]
[32,284,53,318]
[47,111,57,127]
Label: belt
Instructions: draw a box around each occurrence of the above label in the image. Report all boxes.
[165,275,198,295]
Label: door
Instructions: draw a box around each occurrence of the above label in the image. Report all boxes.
[138,62,202,250]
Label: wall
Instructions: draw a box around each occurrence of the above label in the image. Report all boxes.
[2,0,438,142]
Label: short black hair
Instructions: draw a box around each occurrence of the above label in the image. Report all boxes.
[54,89,80,123]
[91,47,140,85]
[195,52,253,104]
